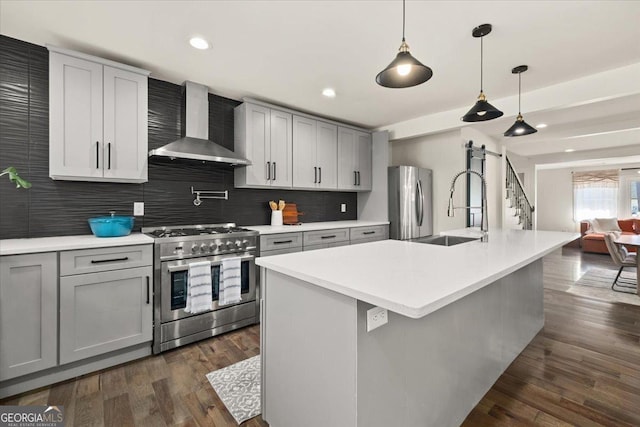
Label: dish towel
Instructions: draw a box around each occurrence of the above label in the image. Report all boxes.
[185,260,212,314]
[220,257,242,306]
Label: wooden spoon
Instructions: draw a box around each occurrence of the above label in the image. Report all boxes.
[269,201,277,211]
[278,200,285,211]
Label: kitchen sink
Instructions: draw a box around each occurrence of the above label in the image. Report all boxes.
[411,235,480,246]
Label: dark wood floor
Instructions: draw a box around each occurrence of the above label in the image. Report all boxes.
[2,247,638,426]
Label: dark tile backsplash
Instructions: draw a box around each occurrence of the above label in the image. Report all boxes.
[0,35,357,239]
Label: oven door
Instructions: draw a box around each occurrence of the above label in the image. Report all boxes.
[160,252,256,322]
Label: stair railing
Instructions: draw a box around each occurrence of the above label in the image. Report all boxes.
[505,156,534,230]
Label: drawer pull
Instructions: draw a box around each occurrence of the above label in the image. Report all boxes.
[273,240,293,245]
[90,256,129,264]
[146,276,150,304]
[321,235,337,240]
[363,231,376,235]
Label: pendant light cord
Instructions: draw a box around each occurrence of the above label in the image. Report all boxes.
[518,72,522,114]
[480,37,483,92]
[402,0,406,41]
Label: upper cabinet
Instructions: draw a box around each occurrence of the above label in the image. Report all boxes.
[234,99,371,192]
[292,116,338,190]
[48,46,149,183]
[337,127,372,191]
[234,102,293,188]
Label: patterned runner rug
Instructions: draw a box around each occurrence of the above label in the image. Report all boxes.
[206,355,261,425]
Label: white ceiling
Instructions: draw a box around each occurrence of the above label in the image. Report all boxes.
[2,0,639,157]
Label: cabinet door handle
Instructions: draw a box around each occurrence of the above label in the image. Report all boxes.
[314,167,317,183]
[272,162,276,181]
[96,141,100,169]
[318,167,322,184]
[90,256,129,264]
[107,143,111,170]
[354,171,357,186]
[363,231,376,235]
[273,240,293,245]
[321,235,337,240]
[357,171,361,186]
[266,161,271,180]
[146,276,150,304]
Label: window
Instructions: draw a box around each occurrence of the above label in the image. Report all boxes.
[618,170,640,218]
[632,180,639,216]
[573,170,618,221]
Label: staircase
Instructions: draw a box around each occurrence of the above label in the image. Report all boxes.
[505,157,534,230]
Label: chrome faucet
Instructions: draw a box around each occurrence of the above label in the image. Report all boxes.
[447,170,489,242]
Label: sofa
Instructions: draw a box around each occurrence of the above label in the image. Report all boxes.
[580,219,639,254]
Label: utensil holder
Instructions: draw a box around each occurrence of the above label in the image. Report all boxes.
[271,210,283,226]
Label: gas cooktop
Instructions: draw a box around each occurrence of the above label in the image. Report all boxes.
[142,223,255,239]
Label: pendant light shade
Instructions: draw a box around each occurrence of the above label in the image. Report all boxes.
[504,65,537,137]
[462,24,503,122]
[376,0,433,88]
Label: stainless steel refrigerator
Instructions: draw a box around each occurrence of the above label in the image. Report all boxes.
[388,166,433,240]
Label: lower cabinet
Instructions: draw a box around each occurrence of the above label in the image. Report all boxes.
[59,265,152,364]
[0,253,58,381]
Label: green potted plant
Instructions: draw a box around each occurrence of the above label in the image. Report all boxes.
[1,167,32,189]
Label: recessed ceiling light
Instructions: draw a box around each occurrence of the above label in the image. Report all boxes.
[189,37,210,50]
[564,149,575,152]
[536,123,547,129]
[322,88,336,98]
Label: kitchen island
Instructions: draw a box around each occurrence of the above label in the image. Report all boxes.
[256,229,577,427]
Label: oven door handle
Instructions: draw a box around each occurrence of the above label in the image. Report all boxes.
[167,254,255,272]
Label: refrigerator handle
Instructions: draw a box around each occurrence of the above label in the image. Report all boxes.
[417,179,424,227]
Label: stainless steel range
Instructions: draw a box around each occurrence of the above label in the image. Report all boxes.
[142,223,259,353]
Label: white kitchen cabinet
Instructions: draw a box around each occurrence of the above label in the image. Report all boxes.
[337,127,372,191]
[58,245,153,364]
[0,253,58,381]
[49,46,149,183]
[293,116,337,190]
[234,103,293,188]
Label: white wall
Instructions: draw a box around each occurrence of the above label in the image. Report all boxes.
[358,131,389,221]
[535,168,575,232]
[390,128,502,234]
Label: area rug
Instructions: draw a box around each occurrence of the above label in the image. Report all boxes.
[206,355,261,425]
[567,267,639,306]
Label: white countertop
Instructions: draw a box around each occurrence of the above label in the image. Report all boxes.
[256,228,579,319]
[244,220,389,235]
[0,233,154,256]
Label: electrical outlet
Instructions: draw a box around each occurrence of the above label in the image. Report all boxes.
[366,306,388,332]
[341,203,347,213]
[133,202,144,216]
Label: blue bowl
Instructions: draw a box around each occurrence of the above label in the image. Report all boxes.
[88,215,135,237]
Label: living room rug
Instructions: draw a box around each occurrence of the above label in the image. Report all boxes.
[206,355,261,425]
[567,267,639,306]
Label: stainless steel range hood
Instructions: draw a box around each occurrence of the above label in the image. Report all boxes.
[148,81,250,166]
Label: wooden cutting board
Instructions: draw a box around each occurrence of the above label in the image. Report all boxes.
[282,203,303,225]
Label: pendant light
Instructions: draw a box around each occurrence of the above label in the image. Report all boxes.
[504,65,537,137]
[375,0,433,88]
[461,24,503,122]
